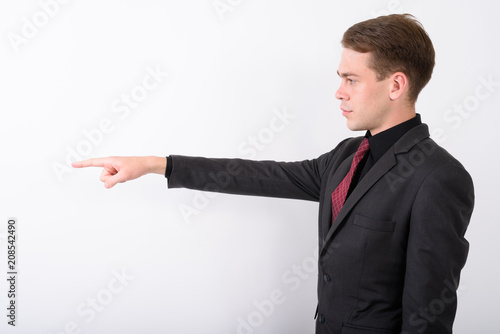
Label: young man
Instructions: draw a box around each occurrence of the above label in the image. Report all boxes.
[73,14,474,334]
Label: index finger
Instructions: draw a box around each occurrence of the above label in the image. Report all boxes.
[71,158,109,168]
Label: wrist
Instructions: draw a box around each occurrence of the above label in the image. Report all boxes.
[145,156,167,175]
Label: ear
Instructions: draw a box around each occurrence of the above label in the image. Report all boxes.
[389,72,408,101]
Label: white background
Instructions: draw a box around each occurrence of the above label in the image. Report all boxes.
[0,0,499,333]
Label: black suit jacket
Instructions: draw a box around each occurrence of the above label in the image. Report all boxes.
[167,124,474,334]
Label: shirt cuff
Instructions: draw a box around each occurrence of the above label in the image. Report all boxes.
[165,155,173,179]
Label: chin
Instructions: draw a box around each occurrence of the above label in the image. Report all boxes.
[346,120,364,132]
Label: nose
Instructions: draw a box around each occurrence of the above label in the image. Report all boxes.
[335,82,348,101]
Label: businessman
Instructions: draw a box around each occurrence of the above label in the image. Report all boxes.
[73,14,474,334]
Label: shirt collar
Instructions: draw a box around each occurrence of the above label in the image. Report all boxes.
[365,114,422,162]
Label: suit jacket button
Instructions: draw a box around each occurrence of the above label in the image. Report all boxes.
[319,314,326,324]
[323,274,332,283]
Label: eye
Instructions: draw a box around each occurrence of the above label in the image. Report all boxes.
[347,78,356,84]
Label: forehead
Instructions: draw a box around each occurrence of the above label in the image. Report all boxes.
[337,48,373,77]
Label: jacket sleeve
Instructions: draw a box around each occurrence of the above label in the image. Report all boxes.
[402,163,474,333]
[166,140,350,202]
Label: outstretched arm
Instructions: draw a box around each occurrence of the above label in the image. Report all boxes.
[72,156,166,189]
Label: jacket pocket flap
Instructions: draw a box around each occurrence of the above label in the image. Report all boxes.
[353,214,395,232]
[341,322,396,334]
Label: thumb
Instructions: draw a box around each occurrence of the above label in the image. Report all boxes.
[104,173,126,189]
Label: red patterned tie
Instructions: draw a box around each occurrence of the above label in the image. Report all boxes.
[331,138,369,223]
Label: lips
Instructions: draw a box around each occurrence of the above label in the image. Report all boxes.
[341,107,352,116]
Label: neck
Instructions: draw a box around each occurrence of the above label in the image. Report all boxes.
[370,106,416,136]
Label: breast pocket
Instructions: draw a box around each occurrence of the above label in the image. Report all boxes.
[352,214,396,232]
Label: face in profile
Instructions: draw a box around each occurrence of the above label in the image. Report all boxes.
[335,48,396,135]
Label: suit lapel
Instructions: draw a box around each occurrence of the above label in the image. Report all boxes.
[320,124,431,256]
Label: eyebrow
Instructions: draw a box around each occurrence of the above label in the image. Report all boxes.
[337,71,359,78]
